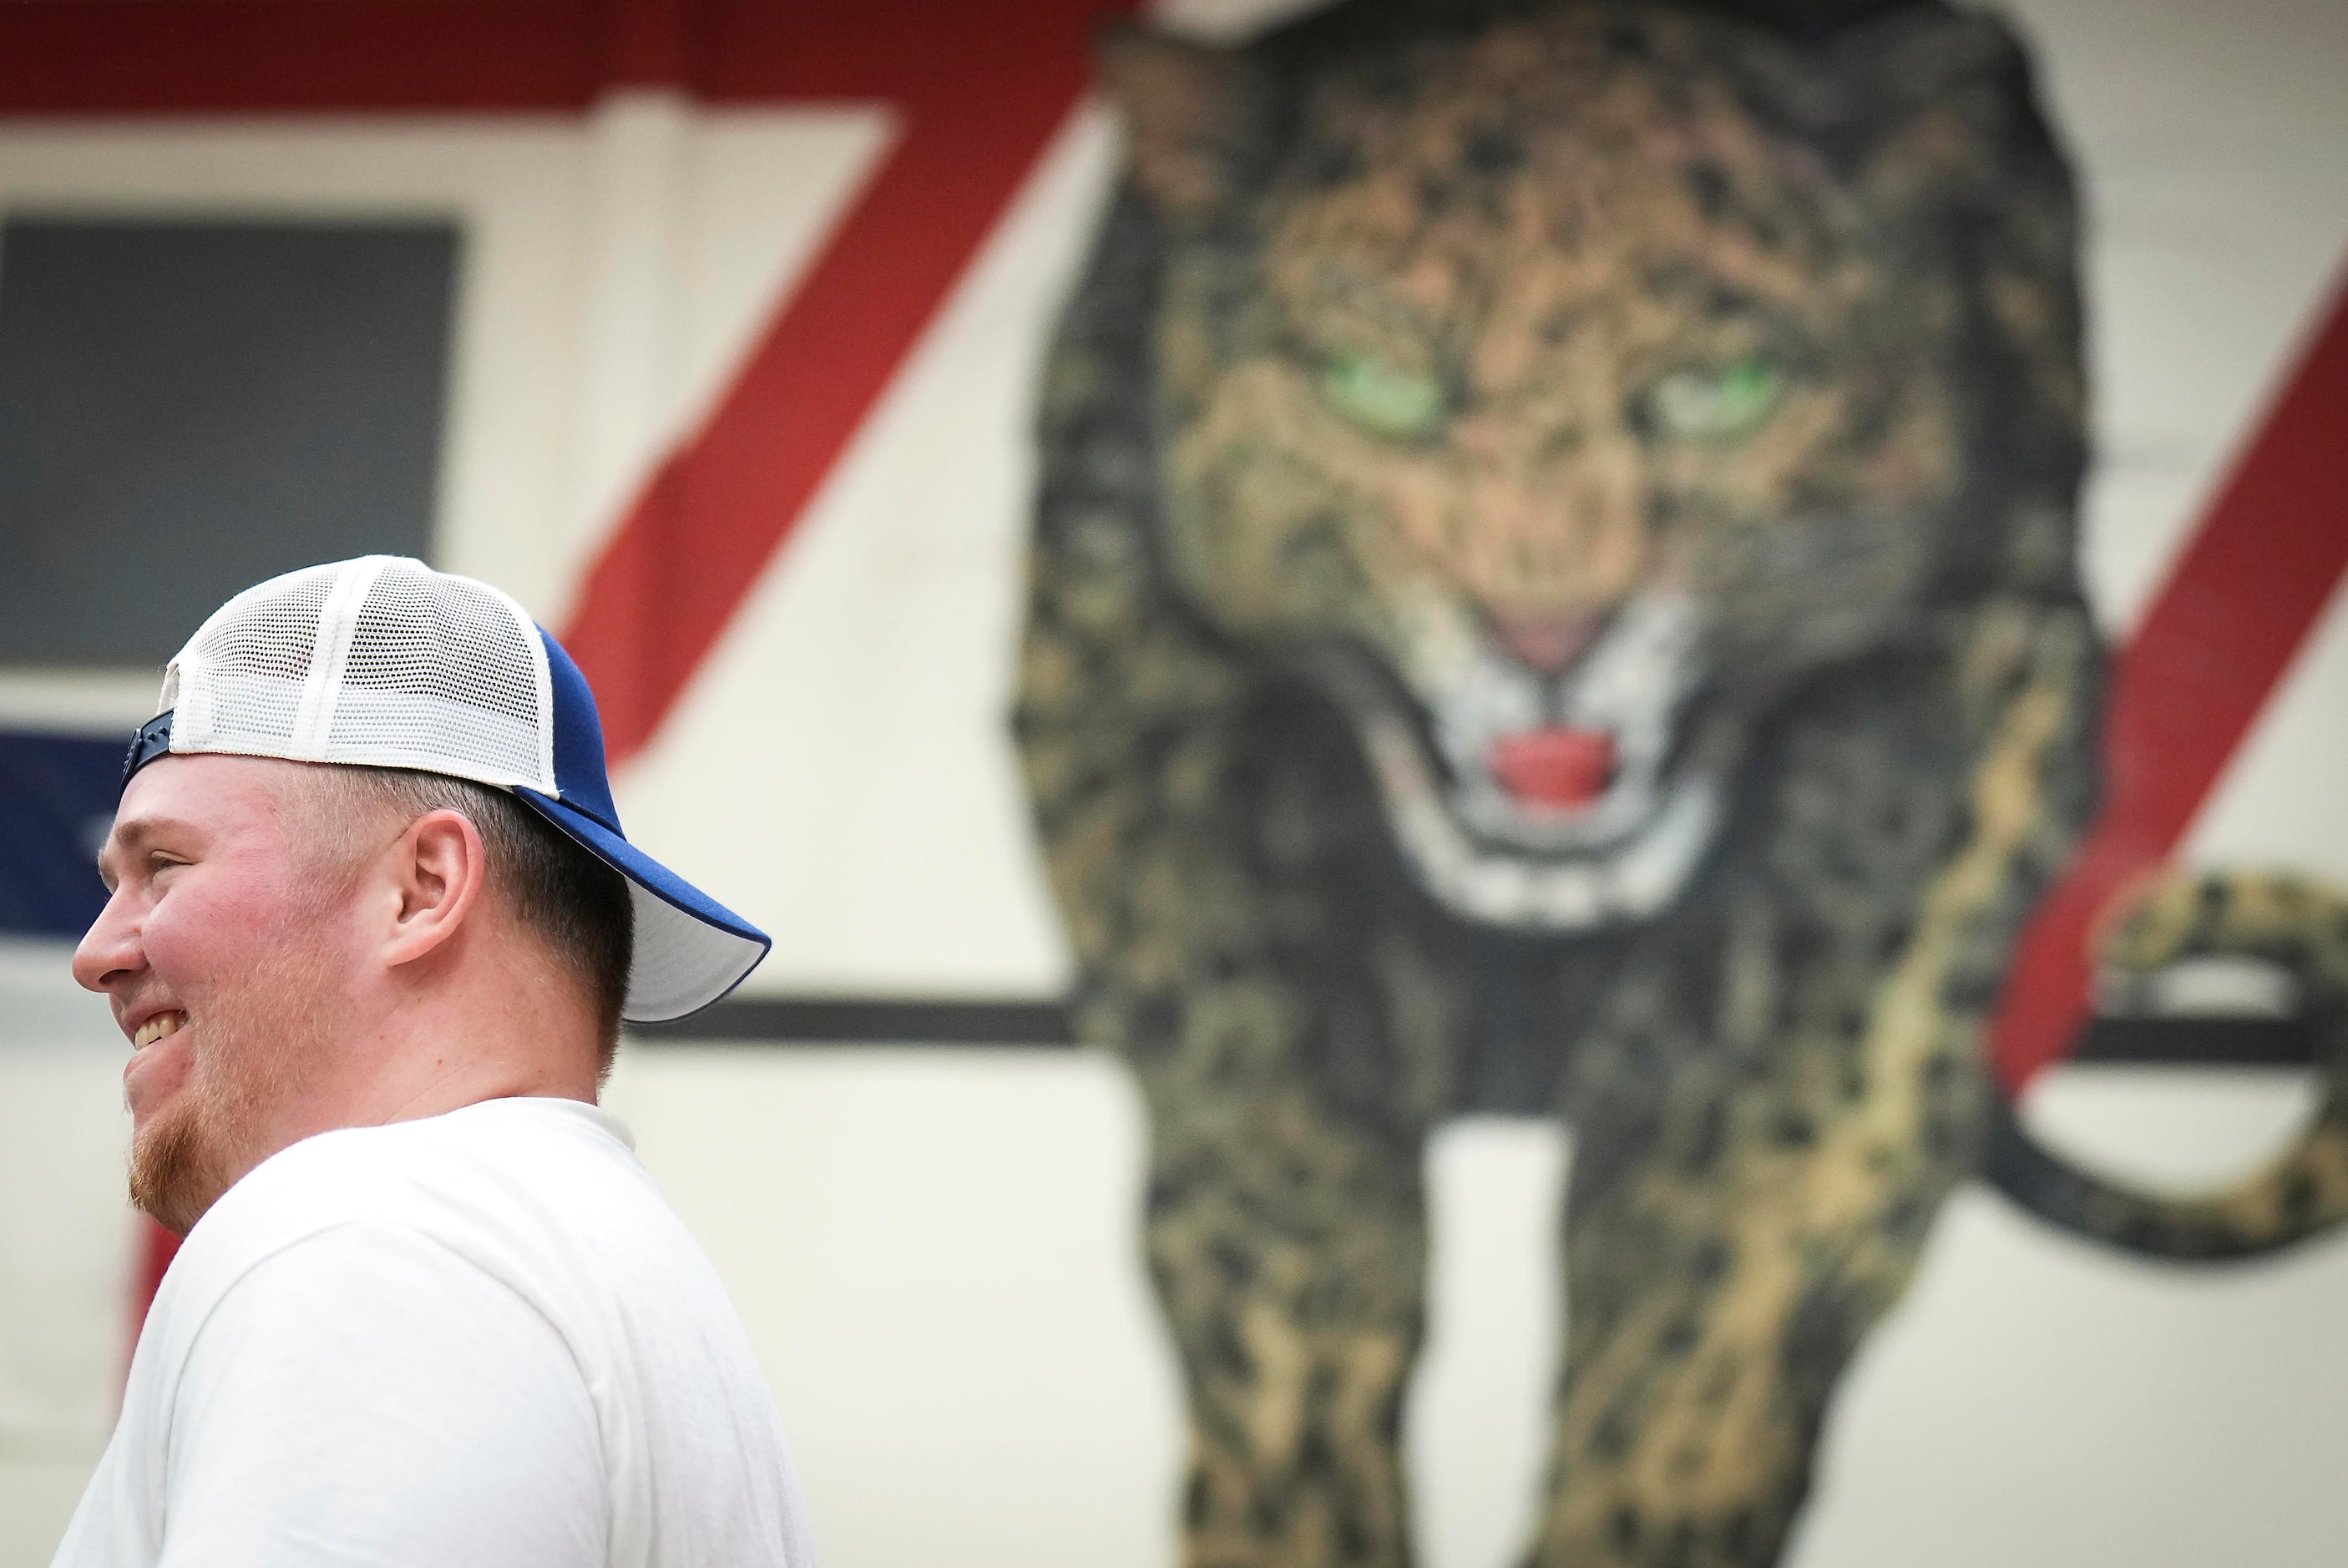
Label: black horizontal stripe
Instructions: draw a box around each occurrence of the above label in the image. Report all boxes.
[634,998,2314,1067]
[2070,1014,2310,1068]
[632,997,1075,1046]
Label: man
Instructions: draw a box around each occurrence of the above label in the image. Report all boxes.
[54,555,813,1566]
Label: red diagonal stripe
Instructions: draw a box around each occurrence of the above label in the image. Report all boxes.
[558,62,1106,761]
[1993,267,2348,1095]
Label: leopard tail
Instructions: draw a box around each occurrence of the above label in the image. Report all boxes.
[1984,871,2348,1260]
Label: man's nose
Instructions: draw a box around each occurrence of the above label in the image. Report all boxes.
[73,886,144,995]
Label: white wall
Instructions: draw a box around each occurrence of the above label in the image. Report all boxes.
[3,0,2346,1563]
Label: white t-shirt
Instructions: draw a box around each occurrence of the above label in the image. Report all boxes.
[52,1095,815,1568]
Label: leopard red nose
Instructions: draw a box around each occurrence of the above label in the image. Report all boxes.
[1490,726,1617,810]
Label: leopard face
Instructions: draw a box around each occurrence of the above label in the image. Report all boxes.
[1141,7,1972,928]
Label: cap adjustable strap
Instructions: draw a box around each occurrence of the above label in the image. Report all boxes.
[122,711,175,790]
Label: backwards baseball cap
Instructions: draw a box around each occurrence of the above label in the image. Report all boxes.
[119,554,769,1022]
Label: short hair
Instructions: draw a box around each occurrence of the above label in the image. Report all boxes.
[327,767,634,1070]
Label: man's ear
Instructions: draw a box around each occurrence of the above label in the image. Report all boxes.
[379,808,489,969]
[1100,23,1272,226]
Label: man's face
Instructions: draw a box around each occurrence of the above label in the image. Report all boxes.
[75,755,358,1234]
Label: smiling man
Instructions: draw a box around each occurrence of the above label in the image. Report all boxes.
[54,557,812,1568]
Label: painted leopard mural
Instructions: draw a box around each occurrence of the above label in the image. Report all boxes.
[1011,2,2348,1562]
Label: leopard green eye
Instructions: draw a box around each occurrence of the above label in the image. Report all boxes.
[1320,352,1446,441]
[1648,357,1783,441]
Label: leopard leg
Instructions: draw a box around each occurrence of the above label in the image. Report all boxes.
[1017,336,1465,1560]
[1055,693,1469,1568]
[1137,1044,1430,1568]
[1531,599,2100,1565]
[1533,1056,1966,1567]
[1053,766,1459,1568]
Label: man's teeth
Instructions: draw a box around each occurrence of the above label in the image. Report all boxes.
[133,1013,185,1050]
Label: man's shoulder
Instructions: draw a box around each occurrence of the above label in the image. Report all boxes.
[160,1098,651,1333]
[218,1095,627,1221]
[166,1120,434,1297]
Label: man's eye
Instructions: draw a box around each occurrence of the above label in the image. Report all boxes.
[1647,356,1784,441]
[1319,352,1447,441]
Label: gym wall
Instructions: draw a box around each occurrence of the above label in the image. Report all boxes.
[1,2,2344,1565]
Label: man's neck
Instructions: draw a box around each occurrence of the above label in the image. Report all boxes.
[277,934,605,1151]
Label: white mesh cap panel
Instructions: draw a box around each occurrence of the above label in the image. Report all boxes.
[322,560,554,789]
[165,556,555,792]
[170,562,342,752]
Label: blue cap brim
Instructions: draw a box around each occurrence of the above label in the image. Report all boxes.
[513,787,771,1024]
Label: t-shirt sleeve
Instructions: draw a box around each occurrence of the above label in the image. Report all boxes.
[158,1222,605,1568]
